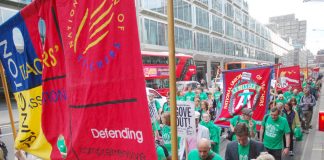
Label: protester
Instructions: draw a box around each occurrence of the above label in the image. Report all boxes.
[299,87,316,133]
[213,86,222,103]
[229,108,256,141]
[291,89,301,105]
[194,97,201,111]
[176,90,186,101]
[162,94,171,113]
[200,113,221,153]
[187,111,210,152]
[148,93,161,137]
[188,138,223,160]
[0,148,3,160]
[283,86,293,101]
[260,107,290,160]
[198,87,208,101]
[161,112,172,155]
[282,102,300,156]
[184,86,196,101]
[275,94,287,106]
[256,152,275,160]
[290,97,301,121]
[225,123,265,160]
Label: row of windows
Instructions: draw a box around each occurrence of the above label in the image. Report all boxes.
[140,18,275,62]
[140,0,270,40]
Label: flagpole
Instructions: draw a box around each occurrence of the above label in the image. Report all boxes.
[167,0,178,159]
[0,62,17,139]
[274,64,281,101]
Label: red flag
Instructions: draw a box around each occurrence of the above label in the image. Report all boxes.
[215,66,273,128]
[55,0,156,159]
[275,66,302,92]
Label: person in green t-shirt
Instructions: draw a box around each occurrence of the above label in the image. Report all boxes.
[260,107,291,160]
[275,94,287,106]
[194,97,201,111]
[162,97,171,113]
[229,108,256,141]
[197,88,208,101]
[156,144,167,160]
[188,138,223,160]
[161,112,172,155]
[213,86,222,102]
[291,89,301,105]
[176,90,186,101]
[184,86,196,101]
[283,86,293,101]
[200,113,221,153]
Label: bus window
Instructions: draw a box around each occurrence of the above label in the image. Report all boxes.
[227,63,241,70]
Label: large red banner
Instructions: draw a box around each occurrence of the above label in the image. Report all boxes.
[54,0,156,159]
[275,66,302,92]
[215,66,273,127]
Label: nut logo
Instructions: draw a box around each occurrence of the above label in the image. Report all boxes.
[74,0,120,54]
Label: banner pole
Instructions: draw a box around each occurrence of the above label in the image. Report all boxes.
[167,0,178,159]
[274,64,281,101]
[0,62,17,140]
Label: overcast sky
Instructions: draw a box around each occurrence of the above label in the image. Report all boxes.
[248,0,324,55]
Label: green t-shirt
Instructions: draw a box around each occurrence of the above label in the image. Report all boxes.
[283,91,293,101]
[230,116,256,141]
[262,116,290,149]
[161,125,171,154]
[302,81,307,88]
[163,103,170,112]
[238,142,250,160]
[275,98,287,105]
[184,91,196,101]
[176,96,186,101]
[214,91,222,102]
[200,121,221,153]
[200,92,208,100]
[155,100,161,111]
[188,149,223,160]
[156,145,166,160]
[291,94,301,105]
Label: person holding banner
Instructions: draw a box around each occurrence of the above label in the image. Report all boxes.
[200,113,221,154]
[148,93,162,138]
[283,86,293,101]
[188,138,222,160]
[225,123,265,160]
[229,108,257,141]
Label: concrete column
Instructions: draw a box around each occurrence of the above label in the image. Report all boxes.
[220,58,225,70]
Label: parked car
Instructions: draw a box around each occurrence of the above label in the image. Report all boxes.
[146,87,167,107]
[176,81,200,93]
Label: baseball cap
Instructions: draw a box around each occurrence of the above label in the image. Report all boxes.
[195,111,201,119]
[242,108,253,116]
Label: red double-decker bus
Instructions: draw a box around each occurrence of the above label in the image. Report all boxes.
[142,51,197,96]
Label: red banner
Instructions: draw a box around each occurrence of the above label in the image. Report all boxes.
[55,0,156,159]
[215,66,273,128]
[275,66,302,92]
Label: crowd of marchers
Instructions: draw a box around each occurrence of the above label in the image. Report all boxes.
[147,75,322,160]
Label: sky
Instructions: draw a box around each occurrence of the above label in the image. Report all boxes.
[248,0,324,55]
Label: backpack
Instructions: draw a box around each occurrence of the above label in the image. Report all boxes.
[0,141,8,160]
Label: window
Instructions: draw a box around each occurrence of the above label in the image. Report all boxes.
[174,0,192,23]
[196,33,211,52]
[143,19,167,46]
[212,15,223,34]
[234,0,242,7]
[256,36,261,48]
[142,0,167,15]
[196,7,209,29]
[243,14,249,28]
[256,22,261,34]
[225,41,235,56]
[234,8,242,24]
[211,0,223,13]
[224,2,234,19]
[249,34,255,46]
[249,18,255,31]
[197,0,208,5]
[142,56,180,65]
[244,30,249,43]
[175,27,193,49]
[225,20,234,38]
[212,38,224,54]
[235,44,243,57]
[235,25,242,40]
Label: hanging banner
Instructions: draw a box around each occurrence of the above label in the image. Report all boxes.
[0,7,52,159]
[177,101,196,137]
[275,66,302,92]
[55,0,157,159]
[215,66,273,128]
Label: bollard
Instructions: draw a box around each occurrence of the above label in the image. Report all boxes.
[319,111,324,131]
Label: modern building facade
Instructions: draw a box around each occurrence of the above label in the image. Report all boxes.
[1,0,293,83]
